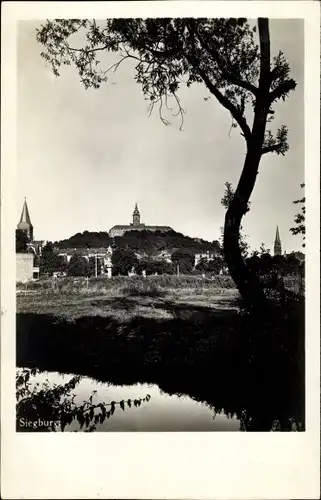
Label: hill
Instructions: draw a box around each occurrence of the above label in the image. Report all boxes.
[54,229,221,256]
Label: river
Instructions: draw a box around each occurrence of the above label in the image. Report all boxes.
[16,370,241,432]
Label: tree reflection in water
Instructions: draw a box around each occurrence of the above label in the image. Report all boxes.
[16,368,151,432]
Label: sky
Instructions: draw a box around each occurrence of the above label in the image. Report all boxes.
[17,19,304,252]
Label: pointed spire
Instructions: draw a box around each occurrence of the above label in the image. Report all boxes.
[274,225,282,255]
[132,202,141,226]
[19,198,32,225]
[133,202,139,214]
[17,198,34,241]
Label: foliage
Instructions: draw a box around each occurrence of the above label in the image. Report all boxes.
[257,242,271,256]
[290,183,305,247]
[16,229,29,253]
[117,230,220,256]
[112,247,138,276]
[195,255,225,275]
[16,368,151,432]
[39,242,66,276]
[54,229,221,257]
[272,253,304,276]
[67,254,89,277]
[87,256,102,277]
[17,274,237,298]
[171,249,194,274]
[36,18,295,142]
[55,231,112,249]
[136,258,174,275]
[245,252,304,300]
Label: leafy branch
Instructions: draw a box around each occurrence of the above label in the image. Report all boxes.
[262,125,289,155]
[16,368,151,432]
[36,17,295,152]
[290,183,305,247]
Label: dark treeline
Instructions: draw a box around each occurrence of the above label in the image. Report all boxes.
[54,229,221,256]
[17,229,304,279]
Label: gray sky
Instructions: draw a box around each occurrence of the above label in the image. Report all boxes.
[17,19,304,252]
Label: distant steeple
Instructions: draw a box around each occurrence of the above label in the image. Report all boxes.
[132,202,140,226]
[274,226,282,255]
[17,198,33,241]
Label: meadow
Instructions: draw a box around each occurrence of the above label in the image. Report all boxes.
[16,275,239,322]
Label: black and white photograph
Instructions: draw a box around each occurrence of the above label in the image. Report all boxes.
[13,14,308,434]
[2,1,320,498]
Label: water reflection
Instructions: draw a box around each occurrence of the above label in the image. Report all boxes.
[16,370,240,432]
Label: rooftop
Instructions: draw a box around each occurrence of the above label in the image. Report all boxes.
[18,198,32,226]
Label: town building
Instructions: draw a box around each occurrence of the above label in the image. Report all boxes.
[17,198,33,241]
[16,253,37,283]
[194,250,220,267]
[58,246,112,263]
[109,203,173,238]
[58,246,113,277]
[16,198,41,281]
[17,198,46,254]
[153,250,172,263]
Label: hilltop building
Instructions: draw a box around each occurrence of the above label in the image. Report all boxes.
[274,226,282,256]
[109,203,173,238]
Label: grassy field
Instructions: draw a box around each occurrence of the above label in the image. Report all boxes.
[17,275,240,322]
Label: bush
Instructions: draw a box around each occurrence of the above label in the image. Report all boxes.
[17,274,237,296]
[112,248,138,276]
[67,254,89,277]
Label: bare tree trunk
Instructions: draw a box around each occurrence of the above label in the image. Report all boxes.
[223,18,271,312]
[223,152,267,311]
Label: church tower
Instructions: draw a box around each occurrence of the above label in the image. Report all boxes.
[274,226,282,256]
[132,203,141,227]
[17,198,34,241]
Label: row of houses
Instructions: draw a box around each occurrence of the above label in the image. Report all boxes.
[16,245,220,283]
[56,247,218,266]
[57,246,113,264]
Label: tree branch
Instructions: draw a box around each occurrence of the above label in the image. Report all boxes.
[68,44,109,54]
[101,52,143,75]
[145,45,179,59]
[186,21,258,97]
[262,143,283,155]
[185,53,252,143]
[269,79,297,104]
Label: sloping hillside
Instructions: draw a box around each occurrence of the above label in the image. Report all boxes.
[54,229,221,256]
